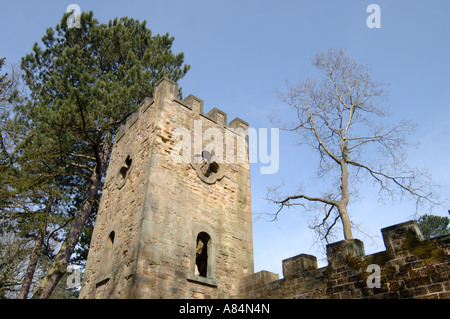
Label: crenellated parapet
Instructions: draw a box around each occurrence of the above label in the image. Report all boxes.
[114,77,249,145]
[240,220,449,299]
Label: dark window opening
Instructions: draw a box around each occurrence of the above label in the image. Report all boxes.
[205,162,219,177]
[195,232,210,277]
[120,155,132,179]
[195,151,219,178]
[108,231,115,245]
[103,231,115,266]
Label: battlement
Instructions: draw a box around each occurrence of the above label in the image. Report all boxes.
[240,220,449,299]
[114,77,249,145]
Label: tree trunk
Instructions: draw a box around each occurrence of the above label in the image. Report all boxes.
[337,205,353,240]
[32,132,112,299]
[17,197,51,299]
[339,160,354,240]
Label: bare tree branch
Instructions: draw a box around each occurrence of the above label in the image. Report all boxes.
[268,48,440,243]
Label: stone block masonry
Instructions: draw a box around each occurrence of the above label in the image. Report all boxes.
[240,220,449,299]
[80,78,253,298]
[79,78,448,299]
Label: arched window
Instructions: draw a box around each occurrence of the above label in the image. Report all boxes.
[195,232,210,277]
[187,225,217,287]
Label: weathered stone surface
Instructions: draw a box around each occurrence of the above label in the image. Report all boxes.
[80,78,449,300]
[239,221,449,299]
[282,254,318,279]
[80,78,253,299]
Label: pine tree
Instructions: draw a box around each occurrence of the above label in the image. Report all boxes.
[417,213,450,239]
[1,57,78,298]
[16,11,190,298]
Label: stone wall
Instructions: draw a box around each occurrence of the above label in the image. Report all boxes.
[240,220,449,299]
[80,78,254,299]
[79,78,448,300]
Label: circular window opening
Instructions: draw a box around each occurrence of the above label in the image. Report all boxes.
[191,150,224,184]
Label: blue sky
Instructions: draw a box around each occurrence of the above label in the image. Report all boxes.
[2,1,449,275]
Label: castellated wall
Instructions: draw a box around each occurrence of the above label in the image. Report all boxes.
[240,220,449,299]
[80,78,253,299]
[79,78,448,300]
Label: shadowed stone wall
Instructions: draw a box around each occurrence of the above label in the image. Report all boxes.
[240,220,449,299]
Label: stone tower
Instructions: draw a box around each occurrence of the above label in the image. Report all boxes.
[79,78,254,298]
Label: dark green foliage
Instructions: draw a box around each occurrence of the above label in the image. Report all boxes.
[417,213,450,239]
[20,12,189,139]
[5,10,189,298]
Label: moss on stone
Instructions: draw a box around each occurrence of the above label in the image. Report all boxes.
[345,250,392,272]
[403,231,446,263]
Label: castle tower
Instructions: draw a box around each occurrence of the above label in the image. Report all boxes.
[79,78,254,298]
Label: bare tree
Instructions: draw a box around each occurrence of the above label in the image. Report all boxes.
[269,48,439,242]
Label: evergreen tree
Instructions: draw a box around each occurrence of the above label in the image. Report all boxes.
[417,213,450,239]
[1,57,80,298]
[16,11,190,298]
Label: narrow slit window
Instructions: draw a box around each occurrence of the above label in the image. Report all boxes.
[104,231,115,267]
[98,231,115,283]
[107,231,115,250]
[187,228,217,287]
